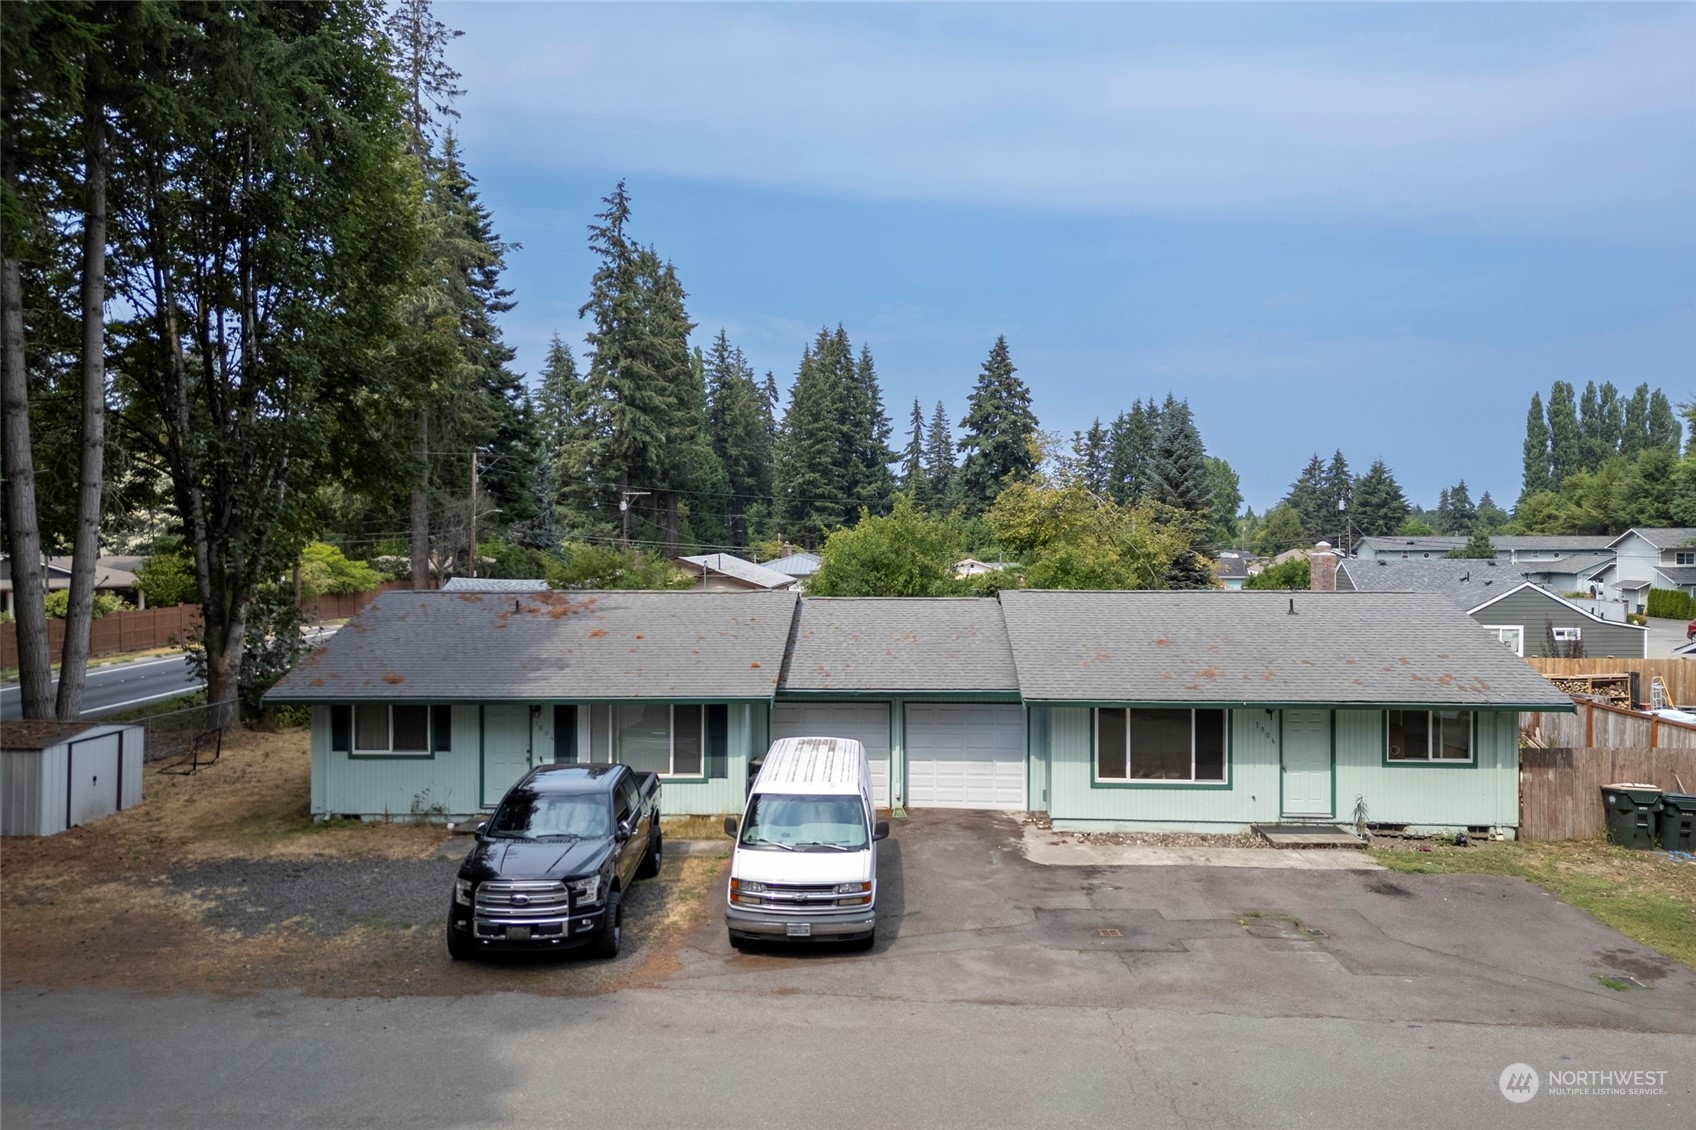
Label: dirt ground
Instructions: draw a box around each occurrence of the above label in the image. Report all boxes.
[0,728,727,997]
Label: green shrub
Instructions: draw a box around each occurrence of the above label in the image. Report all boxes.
[1244,558,1311,590]
[43,590,131,619]
[136,549,198,607]
[1646,588,1696,620]
[298,542,382,599]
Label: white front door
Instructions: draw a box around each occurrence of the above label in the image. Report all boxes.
[1281,709,1333,818]
[905,703,1026,810]
[67,733,121,827]
[481,704,533,807]
[770,702,890,805]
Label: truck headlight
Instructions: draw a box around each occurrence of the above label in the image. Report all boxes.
[567,875,601,903]
[455,878,473,906]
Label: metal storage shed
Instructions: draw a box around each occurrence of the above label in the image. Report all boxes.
[1,721,145,836]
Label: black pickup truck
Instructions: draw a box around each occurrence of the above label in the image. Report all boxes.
[447,764,661,960]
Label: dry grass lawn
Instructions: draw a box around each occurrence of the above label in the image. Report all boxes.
[1,727,725,997]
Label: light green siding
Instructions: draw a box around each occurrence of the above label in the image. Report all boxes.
[1046,705,1522,833]
[1027,708,1051,812]
[311,701,767,819]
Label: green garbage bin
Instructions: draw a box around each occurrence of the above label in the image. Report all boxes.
[1600,783,1661,849]
[1656,793,1696,852]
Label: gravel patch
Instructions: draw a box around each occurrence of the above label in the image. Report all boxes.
[171,858,461,938]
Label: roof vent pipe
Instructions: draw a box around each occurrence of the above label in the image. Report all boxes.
[1288,597,1296,615]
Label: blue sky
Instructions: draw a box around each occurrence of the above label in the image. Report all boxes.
[441,1,1695,514]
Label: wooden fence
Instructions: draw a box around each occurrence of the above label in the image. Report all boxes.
[1520,746,1696,840]
[1527,658,1696,710]
[1523,699,1696,752]
[2,580,413,667]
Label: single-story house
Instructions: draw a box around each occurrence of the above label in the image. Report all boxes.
[1352,535,1617,565]
[1514,553,1615,597]
[1588,528,1696,609]
[0,555,144,616]
[1212,550,1259,590]
[675,553,797,592]
[954,558,1020,578]
[268,587,1571,837]
[758,550,820,586]
[1335,558,1646,658]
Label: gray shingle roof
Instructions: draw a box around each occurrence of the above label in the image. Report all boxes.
[1354,536,1467,554]
[268,590,798,702]
[1337,558,1533,611]
[1654,566,1696,586]
[676,553,796,590]
[1517,553,1614,578]
[1611,528,1696,550]
[760,552,821,578]
[440,577,551,593]
[778,598,1018,693]
[1491,535,1618,552]
[997,589,1570,708]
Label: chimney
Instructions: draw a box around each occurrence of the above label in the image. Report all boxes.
[780,542,793,559]
[1310,541,1338,592]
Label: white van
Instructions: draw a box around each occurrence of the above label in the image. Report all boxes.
[723,736,888,949]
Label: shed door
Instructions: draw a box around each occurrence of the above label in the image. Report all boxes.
[769,703,890,806]
[905,704,1026,810]
[67,733,121,827]
[1281,710,1333,818]
[481,705,533,807]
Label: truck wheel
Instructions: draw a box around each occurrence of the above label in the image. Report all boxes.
[591,888,622,959]
[637,828,662,879]
[446,921,473,962]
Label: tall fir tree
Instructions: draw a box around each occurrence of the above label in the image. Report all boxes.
[925,401,957,511]
[902,399,927,503]
[1107,401,1160,504]
[1350,460,1410,537]
[1647,390,1683,453]
[842,341,895,515]
[1322,450,1352,545]
[1283,454,1329,542]
[1520,391,1552,500]
[775,331,848,548]
[1150,398,1215,589]
[1546,380,1581,486]
[703,329,772,547]
[1074,418,1110,496]
[1621,384,1650,458]
[956,336,1037,516]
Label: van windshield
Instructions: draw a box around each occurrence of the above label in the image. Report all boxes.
[740,793,868,851]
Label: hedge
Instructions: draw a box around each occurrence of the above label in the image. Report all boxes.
[1645,587,1696,620]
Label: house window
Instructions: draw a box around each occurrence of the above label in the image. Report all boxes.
[1551,626,1582,642]
[1095,708,1226,783]
[1387,710,1473,762]
[1675,551,1695,566]
[585,703,709,777]
[347,703,439,755]
[1483,625,1524,656]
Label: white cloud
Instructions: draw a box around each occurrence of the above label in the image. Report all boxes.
[446,3,1694,234]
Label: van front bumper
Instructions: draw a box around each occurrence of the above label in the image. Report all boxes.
[726,905,875,941]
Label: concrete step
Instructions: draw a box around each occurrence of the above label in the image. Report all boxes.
[1252,823,1368,849]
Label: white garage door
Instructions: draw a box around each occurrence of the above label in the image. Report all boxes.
[905,704,1026,810]
[769,702,890,806]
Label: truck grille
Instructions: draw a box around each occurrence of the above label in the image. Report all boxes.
[475,879,569,918]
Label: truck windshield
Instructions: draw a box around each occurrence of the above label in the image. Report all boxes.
[487,789,610,839]
[739,793,867,851]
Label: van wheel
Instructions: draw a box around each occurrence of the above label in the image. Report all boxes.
[853,930,876,952]
[727,931,745,952]
[637,828,662,878]
[591,889,622,959]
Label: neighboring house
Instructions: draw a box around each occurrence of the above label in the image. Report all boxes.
[675,553,797,592]
[1515,553,1614,598]
[760,551,820,588]
[1212,550,1259,590]
[1589,528,1696,610]
[269,587,1571,837]
[0,556,143,616]
[1352,535,1616,565]
[1335,558,1646,658]
[440,577,551,593]
[954,558,1020,578]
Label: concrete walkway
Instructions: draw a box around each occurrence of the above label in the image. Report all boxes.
[1020,825,1383,869]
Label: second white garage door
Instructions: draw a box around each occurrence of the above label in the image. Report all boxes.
[769,702,891,806]
[905,704,1026,810]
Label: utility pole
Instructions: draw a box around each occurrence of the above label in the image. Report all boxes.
[620,489,651,550]
[469,448,479,578]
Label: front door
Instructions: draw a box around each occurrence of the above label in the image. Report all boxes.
[481,704,533,807]
[1281,709,1333,818]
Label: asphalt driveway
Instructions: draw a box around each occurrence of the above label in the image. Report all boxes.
[672,810,1696,1033]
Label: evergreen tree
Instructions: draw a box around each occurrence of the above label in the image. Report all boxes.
[775,334,848,548]
[1577,380,1604,472]
[1442,480,1477,534]
[1351,460,1410,538]
[902,399,927,503]
[843,341,895,515]
[1648,390,1683,453]
[1323,450,1351,543]
[1444,528,1495,559]
[1151,398,1211,515]
[925,401,956,510]
[1520,391,1552,500]
[1203,456,1242,546]
[1596,382,1622,464]
[1283,454,1329,542]
[1621,384,1650,458]
[1107,401,1159,504]
[1476,492,1509,532]
[703,330,773,547]
[1547,381,1581,485]
[1074,418,1110,496]
[956,336,1037,515]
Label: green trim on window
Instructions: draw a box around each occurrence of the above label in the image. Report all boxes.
[1036,698,1572,712]
[1381,710,1478,768]
[1088,707,1233,789]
